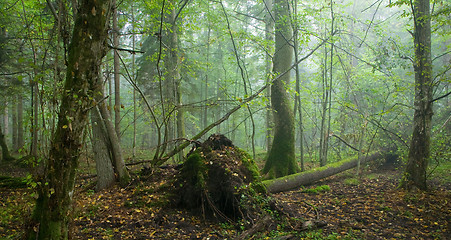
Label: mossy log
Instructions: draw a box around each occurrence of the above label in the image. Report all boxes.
[262,151,386,193]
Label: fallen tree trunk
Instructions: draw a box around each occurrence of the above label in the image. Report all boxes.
[262,150,386,193]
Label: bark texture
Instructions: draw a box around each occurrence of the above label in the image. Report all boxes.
[17,95,24,151]
[167,1,185,161]
[265,0,274,152]
[263,0,298,178]
[263,151,385,193]
[27,0,112,239]
[400,0,433,191]
[0,124,14,162]
[91,107,115,191]
[98,99,130,185]
[113,0,121,142]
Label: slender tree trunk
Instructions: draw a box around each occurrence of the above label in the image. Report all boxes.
[400,0,433,191]
[292,0,304,172]
[113,0,121,142]
[175,80,185,161]
[165,0,185,161]
[31,77,39,157]
[326,0,335,166]
[12,102,18,152]
[319,39,328,167]
[132,4,137,159]
[265,0,274,152]
[203,27,211,131]
[319,3,335,167]
[216,43,224,133]
[27,1,112,238]
[3,103,9,144]
[356,120,368,176]
[263,0,298,178]
[108,63,113,116]
[17,94,24,151]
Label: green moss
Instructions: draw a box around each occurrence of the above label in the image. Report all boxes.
[302,185,330,194]
[344,178,360,186]
[235,148,267,194]
[181,151,208,189]
[317,185,330,191]
[237,148,261,180]
[263,137,298,178]
[262,152,379,188]
[119,170,131,187]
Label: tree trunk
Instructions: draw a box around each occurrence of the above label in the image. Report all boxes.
[264,0,274,152]
[31,74,39,157]
[17,94,24,151]
[98,98,130,185]
[203,26,211,131]
[171,4,185,162]
[400,0,433,191]
[163,0,184,161]
[3,103,9,144]
[263,151,385,193]
[263,0,298,178]
[12,102,17,152]
[113,0,121,142]
[131,4,137,159]
[91,107,115,191]
[27,0,112,238]
[0,124,14,162]
[292,1,304,172]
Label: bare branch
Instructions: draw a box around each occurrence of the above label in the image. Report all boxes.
[432,50,451,62]
[330,134,359,152]
[430,91,451,103]
[108,45,144,54]
[45,0,59,22]
[175,0,190,22]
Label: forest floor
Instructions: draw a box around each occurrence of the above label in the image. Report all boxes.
[0,159,450,239]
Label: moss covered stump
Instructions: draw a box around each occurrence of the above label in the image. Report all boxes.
[175,134,266,222]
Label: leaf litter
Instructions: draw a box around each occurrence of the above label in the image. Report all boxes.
[0,162,450,239]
